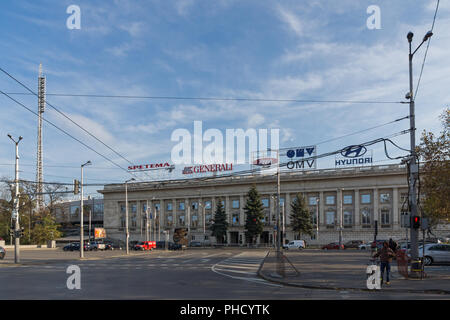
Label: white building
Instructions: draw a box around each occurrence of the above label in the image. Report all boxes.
[99,164,449,246]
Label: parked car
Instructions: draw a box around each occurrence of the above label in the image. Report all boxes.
[358,243,372,250]
[156,241,182,250]
[283,240,306,250]
[322,242,344,250]
[133,241,156,251]
[418,243,450,266]
[0,246,5,259]
[63,242,89,251]
[89,241,106,251]
[344,240,363,249]
[189,241,202,247]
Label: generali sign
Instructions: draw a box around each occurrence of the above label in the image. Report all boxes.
[182,163,233,175]
[128,162,172,171]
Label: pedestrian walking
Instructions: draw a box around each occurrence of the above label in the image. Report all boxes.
[388,238,398,253]
[372,241,396,285]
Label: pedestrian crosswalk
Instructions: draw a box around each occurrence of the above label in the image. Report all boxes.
[211,251,281,287]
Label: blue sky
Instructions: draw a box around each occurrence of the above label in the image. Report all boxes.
[0,0,449,198]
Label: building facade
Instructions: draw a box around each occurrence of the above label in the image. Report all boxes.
[99,164,449,246]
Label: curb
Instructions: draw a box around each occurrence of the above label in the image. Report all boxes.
[257,255,450,295]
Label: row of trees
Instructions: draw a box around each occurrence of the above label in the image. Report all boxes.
[0,181,62,244]
[209,185,312,244]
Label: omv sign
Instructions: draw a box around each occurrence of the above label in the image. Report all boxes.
[286,147,316,158]
[283,146,317,170]
[341,145,367,158]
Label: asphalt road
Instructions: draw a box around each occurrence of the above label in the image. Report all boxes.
[0,248,448,300]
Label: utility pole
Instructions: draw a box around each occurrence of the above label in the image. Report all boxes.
[316,197,320,243]
[125,178,135,255]
[339,189,343,249]
[80,161,91,259]
[146,200,149,242]
[407,30,433,275]
[8,134,22,264]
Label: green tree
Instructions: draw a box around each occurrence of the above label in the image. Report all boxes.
[290,193,313,239]
[31,212,62,244]
[210,198,228,244]
[244,185,264,245]
[417,107,450,225]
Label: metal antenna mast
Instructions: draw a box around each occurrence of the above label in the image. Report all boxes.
[36,63,45,211]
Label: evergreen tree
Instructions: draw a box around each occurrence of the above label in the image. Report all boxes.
[210,198,228,244]
[244,185,264,244]
[290,193,313,239]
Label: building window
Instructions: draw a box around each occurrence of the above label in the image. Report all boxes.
[120,217,126,228]
[326,211,335,225]
[191,215,198,227]
[167,203,172,211]
[400,193,408,204]
[232,213,240,225]
[344,210,353,226]
[154,203,161,211]
[310,210,318,225]
[205,201,212,209]
[232,200,239,209]
[326,196,335,205]
[191,202,198,210]
[361,194,371,204]
[142,203,147,214]
[131,216,137,228]
[94,203,103,214]
[206,213,212,225]
[167,215,173,226]
[362,208,371,225]
[309,197,318,206]
[179,215,185,226]
[343,195,353,205]
[131,203,137,214]
[262,199,269,208]
[119,204,125,214]
[179,202,185,211]
[381,209,390,225]
[71,205,80,217]
[380,193,391,203]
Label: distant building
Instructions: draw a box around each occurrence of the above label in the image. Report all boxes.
[54,198,104,237]
[99,164,449,246]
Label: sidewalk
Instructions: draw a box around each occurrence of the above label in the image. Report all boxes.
[258,249,450,295]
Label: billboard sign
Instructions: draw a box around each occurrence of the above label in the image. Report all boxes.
[282,145,317,171]
[94,228,106,239]
[335,145,373,167]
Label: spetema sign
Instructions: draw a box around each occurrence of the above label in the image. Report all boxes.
[128,163,173,171]
[335,145,373,167]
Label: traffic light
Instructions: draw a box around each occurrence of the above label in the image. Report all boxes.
[412,216,421,229]
[73,179,80,194]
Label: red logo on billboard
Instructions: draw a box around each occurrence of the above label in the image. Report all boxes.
[253,158,278,166]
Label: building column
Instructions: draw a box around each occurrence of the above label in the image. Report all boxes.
[373,189,379,223]
[225,195,230,225]
[172,199,177,228]
[393,187,399,227]
[354,189,360,227]
[285,193,291,225]
[319,191,324,227]
[239,195,245,227]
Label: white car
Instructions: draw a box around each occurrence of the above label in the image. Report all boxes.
[283,240,305,250]
[358,243,371,250]
[418,243,450,266]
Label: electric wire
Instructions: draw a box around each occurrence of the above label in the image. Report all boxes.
[0,66,154,181]
[415,0,440,100]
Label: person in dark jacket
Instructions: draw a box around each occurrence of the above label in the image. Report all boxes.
[389,238,398,253]
[373,241,396,285]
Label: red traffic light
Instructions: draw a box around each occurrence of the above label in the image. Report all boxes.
[412,216,421,229]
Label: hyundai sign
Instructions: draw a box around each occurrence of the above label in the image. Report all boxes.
[335,145,373,167]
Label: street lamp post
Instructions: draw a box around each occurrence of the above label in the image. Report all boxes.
[7,134,22,264]
[125,178,135,255]
[316,197,320,243]
[407,30,433,274]
[80,161,91,259]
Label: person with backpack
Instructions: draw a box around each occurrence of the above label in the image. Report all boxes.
[373,241,396,285]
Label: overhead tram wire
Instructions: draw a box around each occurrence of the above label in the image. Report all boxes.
[0,66,153,181]
[0,89,143,182]
[415,0,440,100]
[4,92,406,105]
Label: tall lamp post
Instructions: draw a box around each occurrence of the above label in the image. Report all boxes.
[80,160,91,259]
[316,197,320,243]
[7,134,22,264]
[125,178,135,255]
[406,30,433,274]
